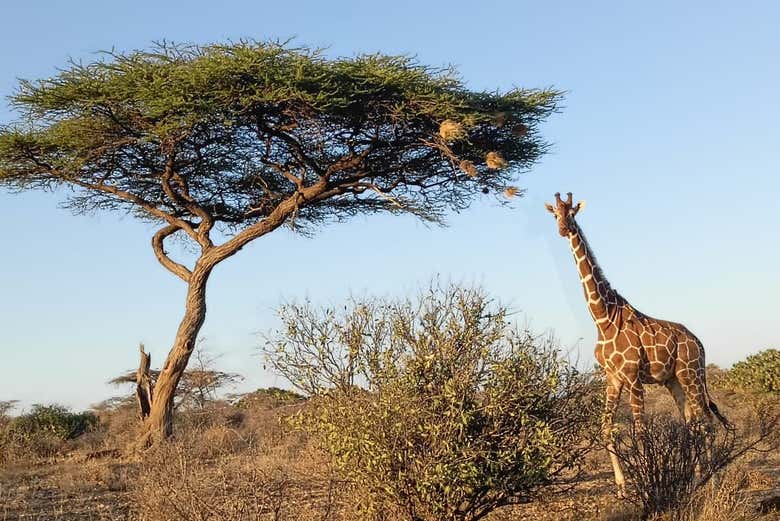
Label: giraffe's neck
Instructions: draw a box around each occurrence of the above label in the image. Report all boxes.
[567,221,616,327]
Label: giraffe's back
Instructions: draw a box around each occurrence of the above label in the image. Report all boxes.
[625,308,704,384]
[602,304,705,386]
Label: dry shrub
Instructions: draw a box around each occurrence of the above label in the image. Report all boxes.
[131,396,348,521]
[705,365,730,392]
[600,474,761,521]
[613,417,718,519]
[613,411,778,521]
[175,401,243,431]
[52,459,132,495]
[0,430,64,463]
[233,387,305,410]
[170,399,311,461]
[94,399,143,450]
[0,404,99,462]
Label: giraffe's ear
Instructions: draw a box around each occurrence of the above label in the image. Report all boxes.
[573,200,586,215]
[544,203,555,214]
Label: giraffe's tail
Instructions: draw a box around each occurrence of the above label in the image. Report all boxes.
[708,398,733,430]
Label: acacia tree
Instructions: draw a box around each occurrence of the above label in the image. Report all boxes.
[0,41,560,445]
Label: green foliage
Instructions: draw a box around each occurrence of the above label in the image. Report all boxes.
[233,387,306,410]
[726,349,780,395]
[0,404,98,462]
[265,284,602,521]
[4,404,97,442]
[0,40,560,230]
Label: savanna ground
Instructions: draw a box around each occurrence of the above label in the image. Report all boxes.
[1,378,779,521]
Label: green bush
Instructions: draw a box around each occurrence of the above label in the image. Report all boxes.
[726,349,780,395]
[3,404,97,444]
[0,404,97,461]
[233,387,306,410]
[264,284,602,521]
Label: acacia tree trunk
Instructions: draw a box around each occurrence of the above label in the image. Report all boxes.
[137,264,212,448]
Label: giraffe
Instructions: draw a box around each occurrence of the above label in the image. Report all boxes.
[544,192,729,497]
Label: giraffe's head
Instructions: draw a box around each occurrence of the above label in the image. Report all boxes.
[544,192,585,237]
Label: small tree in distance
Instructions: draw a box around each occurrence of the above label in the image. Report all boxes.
[263,283,602,521]
[110,345,243,413]
[0,401,18,420]
[0,40,561,445]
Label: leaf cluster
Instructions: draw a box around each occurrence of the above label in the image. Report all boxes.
[263,283,602,521]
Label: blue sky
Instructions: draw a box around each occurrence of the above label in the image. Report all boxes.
[1,1,778,411]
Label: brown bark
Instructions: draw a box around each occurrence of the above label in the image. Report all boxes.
[135,344,153,420]
[137,264,212,448]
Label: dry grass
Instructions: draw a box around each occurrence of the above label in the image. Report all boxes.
[0,386,778,521]
[135,444,337,520]
[132,399,361,521]
[682,465,762,521]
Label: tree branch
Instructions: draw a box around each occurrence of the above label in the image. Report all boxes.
[152,225,192,282]
[62,175,195,232]
[161,157,213,248]
[202,178,328,269]
[324,147,373,177]
[257,122,324,177]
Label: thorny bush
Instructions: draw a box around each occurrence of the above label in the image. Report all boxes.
[263,283,602,521]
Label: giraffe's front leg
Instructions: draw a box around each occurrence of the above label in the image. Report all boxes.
[603,374,626,498]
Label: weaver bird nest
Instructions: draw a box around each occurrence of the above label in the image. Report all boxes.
[459,160,478,177]
[486,151,508,170]
[439,119,468,141]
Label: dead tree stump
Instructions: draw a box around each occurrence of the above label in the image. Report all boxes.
[136,344,154,420]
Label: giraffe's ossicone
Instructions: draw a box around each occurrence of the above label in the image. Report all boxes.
[545,192,729,497]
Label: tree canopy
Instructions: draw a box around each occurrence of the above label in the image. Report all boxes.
[0,41,560,241]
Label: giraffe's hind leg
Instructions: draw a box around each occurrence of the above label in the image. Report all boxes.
[664,378,691,422]
[674,357,710,422]
[675,353,717,474]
